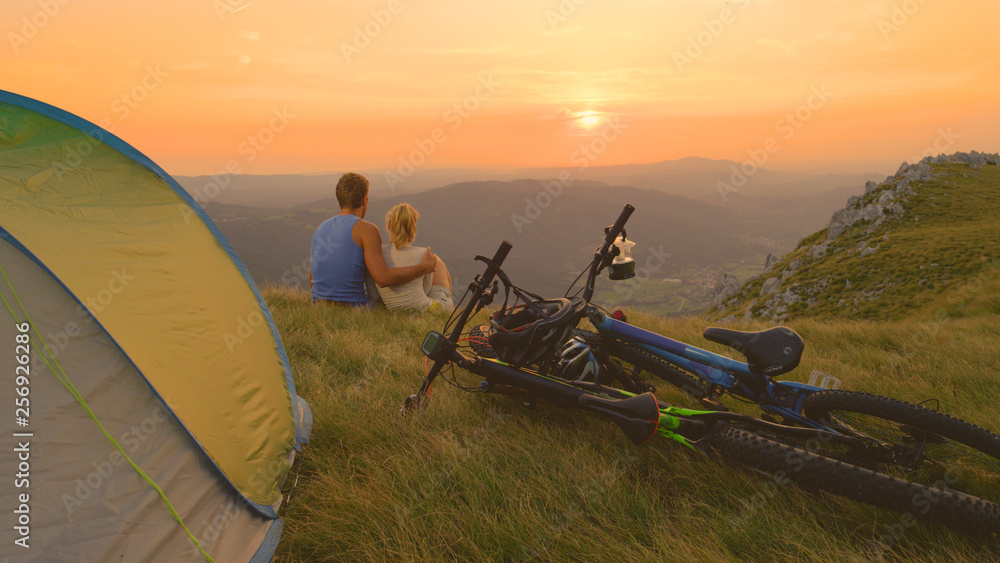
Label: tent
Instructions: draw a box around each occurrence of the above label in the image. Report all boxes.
[0,90,311,561]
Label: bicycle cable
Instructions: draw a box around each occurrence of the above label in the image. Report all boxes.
[443,284,474,333]
[563,261,591,298]
[439,363,481,392]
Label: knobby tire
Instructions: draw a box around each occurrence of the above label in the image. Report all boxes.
[709,425,1000,536]
[801,390,1000,503]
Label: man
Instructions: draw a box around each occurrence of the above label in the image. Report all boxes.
[311,173,436,305]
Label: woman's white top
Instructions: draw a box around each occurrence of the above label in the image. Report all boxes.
[377,244,433,311]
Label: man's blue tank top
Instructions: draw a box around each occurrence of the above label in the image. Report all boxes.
[311,214,368,304]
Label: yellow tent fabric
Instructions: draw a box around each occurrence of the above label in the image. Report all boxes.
[0,95,296,508]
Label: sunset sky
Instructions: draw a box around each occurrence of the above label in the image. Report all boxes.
[4,0,998,176]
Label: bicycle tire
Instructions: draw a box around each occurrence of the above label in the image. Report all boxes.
[573,330,712,399]
[709,425,1000,535]
[801,390,1000,502]
[466,325,497,359]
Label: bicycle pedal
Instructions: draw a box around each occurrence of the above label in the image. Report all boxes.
[699,398,729,412]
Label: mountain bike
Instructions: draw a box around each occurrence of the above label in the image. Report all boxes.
[403,204,1000,535]
[553,212,1000,519]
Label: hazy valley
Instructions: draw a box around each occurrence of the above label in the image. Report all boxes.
[184,158,881,315]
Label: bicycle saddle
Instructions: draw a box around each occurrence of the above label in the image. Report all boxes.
[702,326,804,377]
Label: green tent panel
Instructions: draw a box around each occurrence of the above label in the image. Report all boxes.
[0,90,311,561]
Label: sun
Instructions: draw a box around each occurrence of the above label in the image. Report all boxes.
[576,111,600,128]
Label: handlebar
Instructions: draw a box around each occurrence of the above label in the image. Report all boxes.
[405,240,514,409]
[602,204,635,255]
[475,240,513,289]
[583,204,634,302]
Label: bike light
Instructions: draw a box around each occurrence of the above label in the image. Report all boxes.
[609,236,636,280]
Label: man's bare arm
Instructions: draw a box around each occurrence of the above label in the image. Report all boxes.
[355,220,436,287]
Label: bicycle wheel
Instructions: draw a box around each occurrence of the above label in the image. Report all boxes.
[573,330,711,399]
[801,390,1000,504]
[709,425,1000,535]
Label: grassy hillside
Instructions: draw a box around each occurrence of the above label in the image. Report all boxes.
[266,286,1000,562]
[713,158,1000,323]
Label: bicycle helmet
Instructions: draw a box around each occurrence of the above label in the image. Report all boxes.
[488,296,586,366]
[557,337,601,383]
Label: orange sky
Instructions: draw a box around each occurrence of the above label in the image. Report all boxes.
[3,0,998,176]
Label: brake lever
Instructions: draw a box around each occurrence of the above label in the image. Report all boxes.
[592,243,621,274]
[480,280,499,307]
[603,226,627,239]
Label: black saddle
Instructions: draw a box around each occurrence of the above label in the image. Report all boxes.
[703,326,804,377]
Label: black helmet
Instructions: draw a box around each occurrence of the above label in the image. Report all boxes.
[488,296,586,366]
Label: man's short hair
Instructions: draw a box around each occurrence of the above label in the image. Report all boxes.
[336,173,369,210]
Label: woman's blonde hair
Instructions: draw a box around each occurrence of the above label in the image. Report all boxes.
[385,203,419,249]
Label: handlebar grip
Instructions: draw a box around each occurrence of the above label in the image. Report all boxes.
[603,204,635,247]
[480,240,513,285]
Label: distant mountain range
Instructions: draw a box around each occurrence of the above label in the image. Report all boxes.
[198,160,882,315]
[178,157,879,209]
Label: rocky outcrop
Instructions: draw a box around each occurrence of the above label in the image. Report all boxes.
[826,162,929,241]
[759,277,780,297]
[822,152,999,243]
[712,273,740,307]
[716,151,1000,323]
[763,253,778,271]
[929,150,999,167]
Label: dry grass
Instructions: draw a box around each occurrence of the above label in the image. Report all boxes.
[267,285,1000,562]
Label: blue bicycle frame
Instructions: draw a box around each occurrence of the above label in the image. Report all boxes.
[587,308,832,430]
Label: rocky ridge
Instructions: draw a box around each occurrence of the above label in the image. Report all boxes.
[711,151,1000,323]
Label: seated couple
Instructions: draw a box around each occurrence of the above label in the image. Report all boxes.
[310,173,454,313]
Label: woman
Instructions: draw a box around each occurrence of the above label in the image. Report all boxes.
[377,203,454,313]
